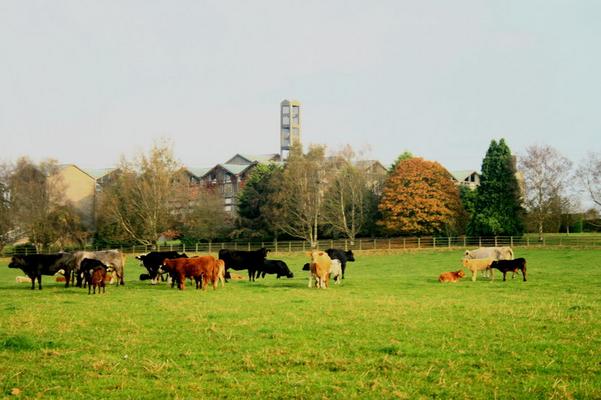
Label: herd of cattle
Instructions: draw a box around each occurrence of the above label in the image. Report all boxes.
[5,247,356,292]
[5,245,527,292]
[439,246,527,283]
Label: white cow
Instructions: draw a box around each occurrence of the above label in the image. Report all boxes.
[71,250,126,286]
[464,247,514,278]
[329,259,342,285]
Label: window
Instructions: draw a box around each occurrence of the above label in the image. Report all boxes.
[282,115,290,125]
[282,105,289,114]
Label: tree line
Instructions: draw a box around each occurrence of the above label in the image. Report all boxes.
[1,138,600,252]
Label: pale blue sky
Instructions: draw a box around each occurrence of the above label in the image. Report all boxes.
[1,1,599,171]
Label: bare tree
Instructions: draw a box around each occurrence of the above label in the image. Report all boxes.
[97,141,184,246]
[519,144,573,240]
[0,164,12,252]
[578,152,601,209]
[7,158,82,251]
[267,144,327,248]
[180,188,233,241]
[323,146,378,244]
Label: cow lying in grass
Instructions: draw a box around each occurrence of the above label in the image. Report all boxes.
[462,258,494,282]
[490,258,527,281]
[438,270,465,283]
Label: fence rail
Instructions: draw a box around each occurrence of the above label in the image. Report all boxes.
[3,235,601,256]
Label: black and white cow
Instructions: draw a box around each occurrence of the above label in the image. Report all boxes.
[218,248,270,282]
[325,249,355,279]
[8,253,75,290]
[135,251,187,284]
[257,259,294,279]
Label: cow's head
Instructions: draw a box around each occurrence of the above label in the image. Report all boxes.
[135,254,145,261]
[345,250,355,262]
[258,248,271,258]
[8,256,25,269]
[302,263,310,271]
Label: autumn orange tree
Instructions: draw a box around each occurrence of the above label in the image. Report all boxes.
[378,157,464,236]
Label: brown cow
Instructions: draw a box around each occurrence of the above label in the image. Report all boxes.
[307,251,332,289]
[162,256,219,290]
[438,270,465,283]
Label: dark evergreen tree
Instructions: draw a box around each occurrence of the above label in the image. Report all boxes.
[235,163,281,239]
[468,139,524,236]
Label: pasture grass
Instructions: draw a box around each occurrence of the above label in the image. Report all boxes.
[0,248,600,399]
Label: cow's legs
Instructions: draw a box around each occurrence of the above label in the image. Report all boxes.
[471,271,477,282]
[502,271,507,281]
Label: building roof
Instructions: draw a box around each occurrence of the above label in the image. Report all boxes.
[184,167,212,178]
[81,167,119,180]
[224,153,280,165]
[450,170,480,182]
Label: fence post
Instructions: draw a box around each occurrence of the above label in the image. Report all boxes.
[330,240,333,249]
[510,236,513,247]
[479,237,482,247]
[359,239,362,250]
[373,239,376,249]
[403,238,406,249]
[388,239,391,250]
[275,239,278,253]
[183,244,186,254]
[418,237,421,249]
[543,236,546,246]
[494,236,498,247]
[463,236,466,248]
[289,241,292,252]
[302,241,305,251]
[248,242,251,251]
[345,240,348,251]
[433,237,436,248]
[448,237,451,248]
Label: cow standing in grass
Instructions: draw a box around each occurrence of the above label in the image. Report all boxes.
[8,253,75,290]
[218,248,270,282]
[71,250,126,286]
[325,249,355,279]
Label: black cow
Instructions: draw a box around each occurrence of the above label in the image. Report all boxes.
[257,260,294,279]
[490,258,527,281]
[218,248,270,282]
[302,263,310,271]
[325,249,355,279]
[135,251,187,284]
[8,253,74,290]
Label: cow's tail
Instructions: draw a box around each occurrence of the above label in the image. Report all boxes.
[508,247,514,260]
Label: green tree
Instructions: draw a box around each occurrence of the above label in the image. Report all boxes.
[378,157,464,236]
[389,151,413,173]
[468,139,524,236]
[235,163,281,239]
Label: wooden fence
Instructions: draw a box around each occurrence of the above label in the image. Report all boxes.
[4,235,601,256]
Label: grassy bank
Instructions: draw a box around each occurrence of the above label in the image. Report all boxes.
[1,248,600,399]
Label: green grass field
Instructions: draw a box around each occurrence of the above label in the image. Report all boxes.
[1,248,600,399]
